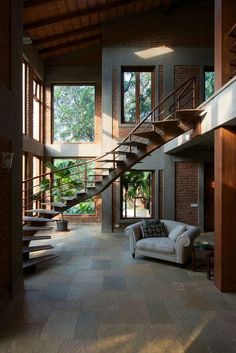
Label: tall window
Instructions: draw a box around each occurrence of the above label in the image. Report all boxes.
[53,85,95,143]
[121,170,153,218]
[33,79,42,141]
[121,67,154,123]
[204,67,215,100]
[22,62,26,134]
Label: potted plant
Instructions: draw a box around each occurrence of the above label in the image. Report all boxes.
[35,160,83,231]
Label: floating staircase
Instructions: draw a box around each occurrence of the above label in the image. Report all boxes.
[22,76,204,269]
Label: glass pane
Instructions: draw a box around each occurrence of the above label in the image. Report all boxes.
[122,171,152,218]
[22,63,25,134]
[205,71,215,100]
[123,72,136,122]
[140,72,152,120]
[33,99,40,140]
[53,85,95,142]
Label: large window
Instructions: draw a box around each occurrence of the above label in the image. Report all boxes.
[53,85,95,143]
[121,170,153,218]
[204,67,215,100]
[121,67,154,123]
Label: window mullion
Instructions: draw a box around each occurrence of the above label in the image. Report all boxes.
[136,72,140,123]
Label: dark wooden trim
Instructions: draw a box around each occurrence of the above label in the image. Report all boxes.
[23,0,54,9]
[33,24,101,46]
[39,34,102,55]
[24,0,138,31]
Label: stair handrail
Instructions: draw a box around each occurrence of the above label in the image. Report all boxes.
[22,75,196,203]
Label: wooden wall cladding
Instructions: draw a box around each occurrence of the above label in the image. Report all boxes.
[0,137,12,308]
[0,0,10,88]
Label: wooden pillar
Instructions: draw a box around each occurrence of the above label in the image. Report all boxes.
[214,127,236,292]
[214,0,236,90]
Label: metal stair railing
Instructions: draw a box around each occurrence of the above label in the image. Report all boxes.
[22,76,197,212]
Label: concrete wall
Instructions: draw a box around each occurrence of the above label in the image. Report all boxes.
[101,46,213,232]
[0,0,23,307]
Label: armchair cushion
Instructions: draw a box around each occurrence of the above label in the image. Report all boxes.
[141,219,167,238]
[168,224,186,241]
[136,237,175,254]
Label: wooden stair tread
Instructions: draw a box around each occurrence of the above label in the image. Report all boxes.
[23,216,56,222]
[23,254,58,269]
[23,235,51,241]
[25,209,60,215]
[152,120,186,134]
[118,141,147,148]
[132,131,164,142]
[97,159,124,163]
[23,245,54,253]
[176,109,204,117]
[23,225,53,231]
[111,151,134,156]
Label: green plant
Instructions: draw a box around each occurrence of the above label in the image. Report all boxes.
[34,160,83,221]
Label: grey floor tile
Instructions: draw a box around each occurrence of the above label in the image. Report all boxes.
[40,282,71,301]
[91,259,111,270]
[102,276,127,291]
[40,311,78,340]
[74,310,99,340]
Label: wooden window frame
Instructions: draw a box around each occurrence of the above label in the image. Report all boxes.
[121,66,155,124]
[120,170,155,220]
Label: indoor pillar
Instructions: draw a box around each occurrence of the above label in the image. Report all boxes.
[214,127,236,292]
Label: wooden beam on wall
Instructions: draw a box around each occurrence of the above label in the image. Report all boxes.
[24,0,139,31]
[33,24,101,46]
[39,34,102,55]
[23,0,54,9]
[214,127,236,292]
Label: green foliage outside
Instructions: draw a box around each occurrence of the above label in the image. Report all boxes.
[54,159,96,216]
[122,171,152,218]
[123,71,152,122]
[205,71,215,100]
[53,85,95,142]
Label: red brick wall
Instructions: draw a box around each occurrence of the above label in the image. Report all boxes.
[65,194,102,223]
[174,65,201,107]
[0,137,11,307]
[175,161,199,226]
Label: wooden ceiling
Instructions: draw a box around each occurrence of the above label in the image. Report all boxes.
[23,0,176,59]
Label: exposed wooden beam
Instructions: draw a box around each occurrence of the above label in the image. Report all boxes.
[33,24,101,46]
[23,0,54,9]
[39,34,102,55]
[24,0,139,31]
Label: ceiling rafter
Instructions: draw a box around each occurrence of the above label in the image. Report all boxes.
[24,0,140,31]
[39,34,102,55]
[23,0,54,9]
[33,24,101,46]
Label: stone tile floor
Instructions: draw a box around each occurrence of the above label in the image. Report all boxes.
[0,224,236,353]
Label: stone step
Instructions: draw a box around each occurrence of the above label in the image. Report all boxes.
[23,254,58,269]
[23,225,53,232]
[23,216,56,222]
[25,209,60,215]
[23,235,51,241]
[41,202,66,208]
[23,245,54,253]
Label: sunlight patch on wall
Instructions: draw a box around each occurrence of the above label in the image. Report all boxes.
[135,46,174,59]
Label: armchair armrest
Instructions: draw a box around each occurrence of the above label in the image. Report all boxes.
[124,221,142,255]
[175,227,200,264]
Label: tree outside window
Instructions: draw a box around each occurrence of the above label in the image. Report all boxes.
[204,67,215,100]
[53,85,95,143]
[121,67,154,123]
[121,170,153,218]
